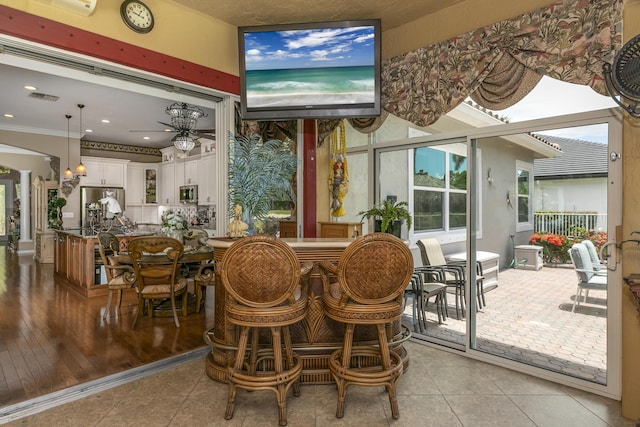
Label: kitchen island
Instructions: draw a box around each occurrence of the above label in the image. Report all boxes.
[53,229,155,297]
[204,237,411,385]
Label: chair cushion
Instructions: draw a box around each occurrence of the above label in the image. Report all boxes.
[139,278,187,295]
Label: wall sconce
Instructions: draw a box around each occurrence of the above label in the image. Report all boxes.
[506,190,513,208]
[487,168,494,185]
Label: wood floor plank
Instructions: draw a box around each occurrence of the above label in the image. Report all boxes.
[0,245,213,409]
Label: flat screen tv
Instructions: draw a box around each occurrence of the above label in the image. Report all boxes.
[238,19,381,120]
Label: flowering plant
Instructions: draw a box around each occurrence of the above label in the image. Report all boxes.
[528,233,577,264]
[161,210,188,235]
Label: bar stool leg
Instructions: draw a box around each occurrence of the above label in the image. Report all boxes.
[225,326,250,421]
[335,323,355,418]
[377,323,399,419]
[248,328,260,376]
[269,327,288,427]
[282,326,300,397]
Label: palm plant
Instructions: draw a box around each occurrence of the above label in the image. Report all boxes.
[228,132,298,232]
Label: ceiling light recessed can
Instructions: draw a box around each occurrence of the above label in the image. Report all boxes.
[85,129,93,133]
[101,119,110,123]
[24,85,37,91]
[143,136,150,140]
[3,113,14,118]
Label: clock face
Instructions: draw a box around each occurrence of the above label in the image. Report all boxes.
[120,0,154,33]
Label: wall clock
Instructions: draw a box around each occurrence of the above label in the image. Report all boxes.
[120,0,155,34]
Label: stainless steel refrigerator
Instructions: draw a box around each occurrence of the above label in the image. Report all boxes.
[80,186,125,228]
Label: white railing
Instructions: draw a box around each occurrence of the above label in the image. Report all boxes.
[534,212,607,235]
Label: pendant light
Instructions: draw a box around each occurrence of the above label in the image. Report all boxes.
[75,104,87,176]
[63,114,74,180]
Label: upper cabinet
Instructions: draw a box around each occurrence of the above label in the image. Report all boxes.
[127,163,157,205]
[80,157,128,187]
[198,154,217,205]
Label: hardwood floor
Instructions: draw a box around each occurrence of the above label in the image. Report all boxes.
[0,244,213,410]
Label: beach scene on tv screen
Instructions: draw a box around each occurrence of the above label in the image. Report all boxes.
[243,25,376,109]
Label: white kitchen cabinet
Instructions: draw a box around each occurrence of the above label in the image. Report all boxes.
[80,157,127,187]
[126,163,158,205]
[184,159,198,185]
[127,163,145,205]
[198,155,217,205]
[159,162,176,205]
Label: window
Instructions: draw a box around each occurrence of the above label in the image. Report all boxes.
[516,160,533,231]
[413,146,467,232]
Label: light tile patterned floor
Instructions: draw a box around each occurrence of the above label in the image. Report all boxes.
[403,264,608,384]
[4,340,633,426]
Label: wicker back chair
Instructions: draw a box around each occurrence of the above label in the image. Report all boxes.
[128,236,188,329]
[97,232,136,319]
[219,235,311,427]
[318,233,414,419]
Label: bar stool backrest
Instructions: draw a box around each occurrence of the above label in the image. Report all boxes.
[220,234,302,308]
[338,233,414,305]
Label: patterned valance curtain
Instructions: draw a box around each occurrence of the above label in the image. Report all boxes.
[318,0,622,141]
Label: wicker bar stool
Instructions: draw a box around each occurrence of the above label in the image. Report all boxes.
[219,235,311,426]
[318,233,414,419]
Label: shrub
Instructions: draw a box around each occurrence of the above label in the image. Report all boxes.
[528,233,577,264]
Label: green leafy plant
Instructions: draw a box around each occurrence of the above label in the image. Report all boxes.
[358,200,412,234]
[228,132,298,232]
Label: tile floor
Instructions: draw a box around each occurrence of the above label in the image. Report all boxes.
[4,340,634,426]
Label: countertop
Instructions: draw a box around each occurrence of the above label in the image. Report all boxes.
[54,229,157,239]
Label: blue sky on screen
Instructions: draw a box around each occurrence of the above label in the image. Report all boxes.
[243,25,375,70]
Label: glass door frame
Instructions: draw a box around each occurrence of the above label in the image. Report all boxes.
[371,108,622,399]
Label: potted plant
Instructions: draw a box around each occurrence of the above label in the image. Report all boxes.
[228,132,298,234]
[358,200,412,238]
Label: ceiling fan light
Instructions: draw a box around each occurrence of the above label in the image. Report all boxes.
[172,133,195,152]
[165,102,205,130]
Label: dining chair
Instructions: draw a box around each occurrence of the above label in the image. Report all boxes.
[128,236,188,329]
[182,228,215,312]
[219,234,311,426]
[318,233,413,419]
[97,232,136,319]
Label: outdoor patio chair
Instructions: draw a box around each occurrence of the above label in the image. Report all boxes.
[404,268,447,333]
[568,242,607,313]
[417,238,484,319]
[582,240,607,271]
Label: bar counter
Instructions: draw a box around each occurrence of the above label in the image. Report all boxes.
[204,237,410,384]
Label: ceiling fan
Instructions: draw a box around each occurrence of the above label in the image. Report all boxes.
[130,102,216,151]
[603,33,640,118]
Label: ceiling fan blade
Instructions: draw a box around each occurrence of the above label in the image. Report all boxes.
[157,121,180,131]
[129,129,173,133]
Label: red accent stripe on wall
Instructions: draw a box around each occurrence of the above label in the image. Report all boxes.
[0,5,239,95]
[303,120,317,237]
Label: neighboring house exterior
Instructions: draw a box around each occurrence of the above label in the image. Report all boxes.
[533,135,608,231]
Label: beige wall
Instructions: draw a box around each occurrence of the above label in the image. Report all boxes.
[0,0,239,76]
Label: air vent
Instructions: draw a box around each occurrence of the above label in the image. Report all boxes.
[28,92,60,102]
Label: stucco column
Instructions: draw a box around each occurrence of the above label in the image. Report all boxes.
[19,170,32,242]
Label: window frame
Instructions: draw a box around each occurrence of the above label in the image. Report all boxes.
[515,159,534,232]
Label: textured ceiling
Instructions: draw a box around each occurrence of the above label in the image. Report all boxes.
[174,0,463,31]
